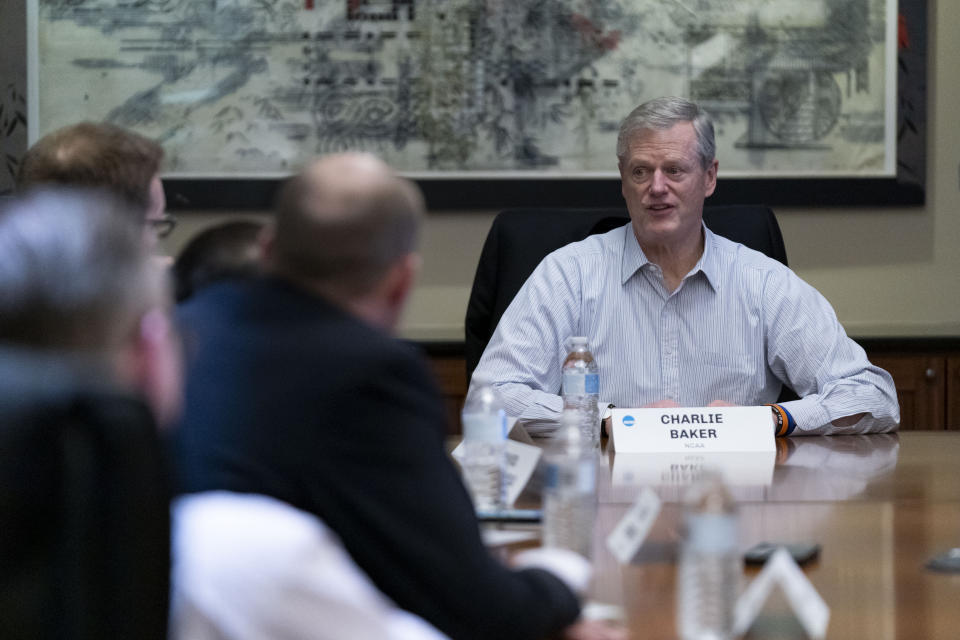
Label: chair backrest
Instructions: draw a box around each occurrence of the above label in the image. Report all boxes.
[0,350,170,640]
[464,205,789,384]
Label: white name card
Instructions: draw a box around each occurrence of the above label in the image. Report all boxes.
[734,547,830,639]
[609,406,775,453]
[605,487,662,564]
[451,419,542,507]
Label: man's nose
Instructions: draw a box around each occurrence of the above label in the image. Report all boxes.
[649,169,668,194]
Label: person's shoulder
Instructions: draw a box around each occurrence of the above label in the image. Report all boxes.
[709,231,791,276]
[544,222,628,266]
[175,277,249,323]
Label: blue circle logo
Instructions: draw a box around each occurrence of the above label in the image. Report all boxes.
[622,415,635,427]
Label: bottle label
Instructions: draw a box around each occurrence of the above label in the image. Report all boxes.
[562,372,599,395]
[545,459,596,493]
[685,513,738,553]
[462,410,506,443]
[578,459,597,492]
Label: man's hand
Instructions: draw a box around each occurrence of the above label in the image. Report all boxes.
[561,619,629,640]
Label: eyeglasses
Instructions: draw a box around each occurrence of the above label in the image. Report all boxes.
[148,214,177,239]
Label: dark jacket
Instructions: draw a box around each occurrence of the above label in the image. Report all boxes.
[173,276,580,640]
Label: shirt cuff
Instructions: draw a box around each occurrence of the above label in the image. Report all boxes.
[512,547,592,595]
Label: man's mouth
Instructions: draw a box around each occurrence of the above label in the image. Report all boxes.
[646,204,673,212]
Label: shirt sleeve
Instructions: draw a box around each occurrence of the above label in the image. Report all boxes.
[467,249,584,436]
[762,265,900,434]
[170,493,452,640]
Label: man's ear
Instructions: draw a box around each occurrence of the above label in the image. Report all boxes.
[704,158,719,197]
[384,253,421,313]
[124,308,183,429]
[258,223,277,265]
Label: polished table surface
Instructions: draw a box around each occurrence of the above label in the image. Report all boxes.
[509,432,960,639]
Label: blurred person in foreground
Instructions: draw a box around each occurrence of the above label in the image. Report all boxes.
[0,188,181,639]
[0,187,181,425]
[470,96,899,437]
[17,121,176,251]
[172,153,625,640]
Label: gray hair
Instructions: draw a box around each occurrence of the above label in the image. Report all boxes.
[0,188,165,352]
[271,154,424,297]
[616,96,716,170]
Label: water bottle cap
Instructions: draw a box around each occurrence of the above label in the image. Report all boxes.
[463,383,505,414]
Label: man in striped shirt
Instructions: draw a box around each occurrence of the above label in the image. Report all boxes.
[471,96,899,437]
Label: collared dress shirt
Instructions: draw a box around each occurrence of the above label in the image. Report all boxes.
[470,223,899,436]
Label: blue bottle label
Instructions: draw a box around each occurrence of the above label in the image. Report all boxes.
[585,373,599,394]
[563,372,599,395]
[545,460,596,493]
[462,410,506,443]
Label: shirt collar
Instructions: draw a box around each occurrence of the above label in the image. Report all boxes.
[620,222,722,292]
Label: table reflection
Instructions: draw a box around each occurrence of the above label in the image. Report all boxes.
[602,433,900,504]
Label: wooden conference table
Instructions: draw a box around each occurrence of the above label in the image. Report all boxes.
[501,432,960,639]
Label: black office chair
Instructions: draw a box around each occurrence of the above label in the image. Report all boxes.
[0,349,170,640]
[464,205,794,400]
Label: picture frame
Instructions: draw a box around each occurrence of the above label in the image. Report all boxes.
[28,0,926,210]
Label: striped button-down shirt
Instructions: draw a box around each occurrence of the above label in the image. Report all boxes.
[470,223,899,436]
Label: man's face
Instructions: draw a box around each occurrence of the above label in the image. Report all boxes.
[143,174,167,247]
[618,122,718,250]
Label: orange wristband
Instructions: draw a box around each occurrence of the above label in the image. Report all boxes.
[767,404,789,437]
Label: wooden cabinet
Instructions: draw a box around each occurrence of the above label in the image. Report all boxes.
[948,357,960,429]
[425,355,468,435]
[862,339,960,430]
[869,354,946,430]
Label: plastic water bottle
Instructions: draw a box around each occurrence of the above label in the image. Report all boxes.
[562,337,600,448]
[676,472,740,640]
[542,408,598,557]
[460,385,507,512]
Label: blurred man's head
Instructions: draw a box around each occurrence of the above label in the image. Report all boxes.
[0,188,181,425]
[264,153,424,332]
[17,122,171,246]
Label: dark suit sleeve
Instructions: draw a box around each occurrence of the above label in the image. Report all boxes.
[306,343,580,640]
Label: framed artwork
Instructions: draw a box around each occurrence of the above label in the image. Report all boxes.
[27,0,925,208]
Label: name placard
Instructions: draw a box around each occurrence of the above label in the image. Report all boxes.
[734,548,830,638]
[609,406,775,453]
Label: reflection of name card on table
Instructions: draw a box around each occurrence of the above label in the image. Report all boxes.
[609,407,775,453]
[611,451,776,491]
[451,418,541,507]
